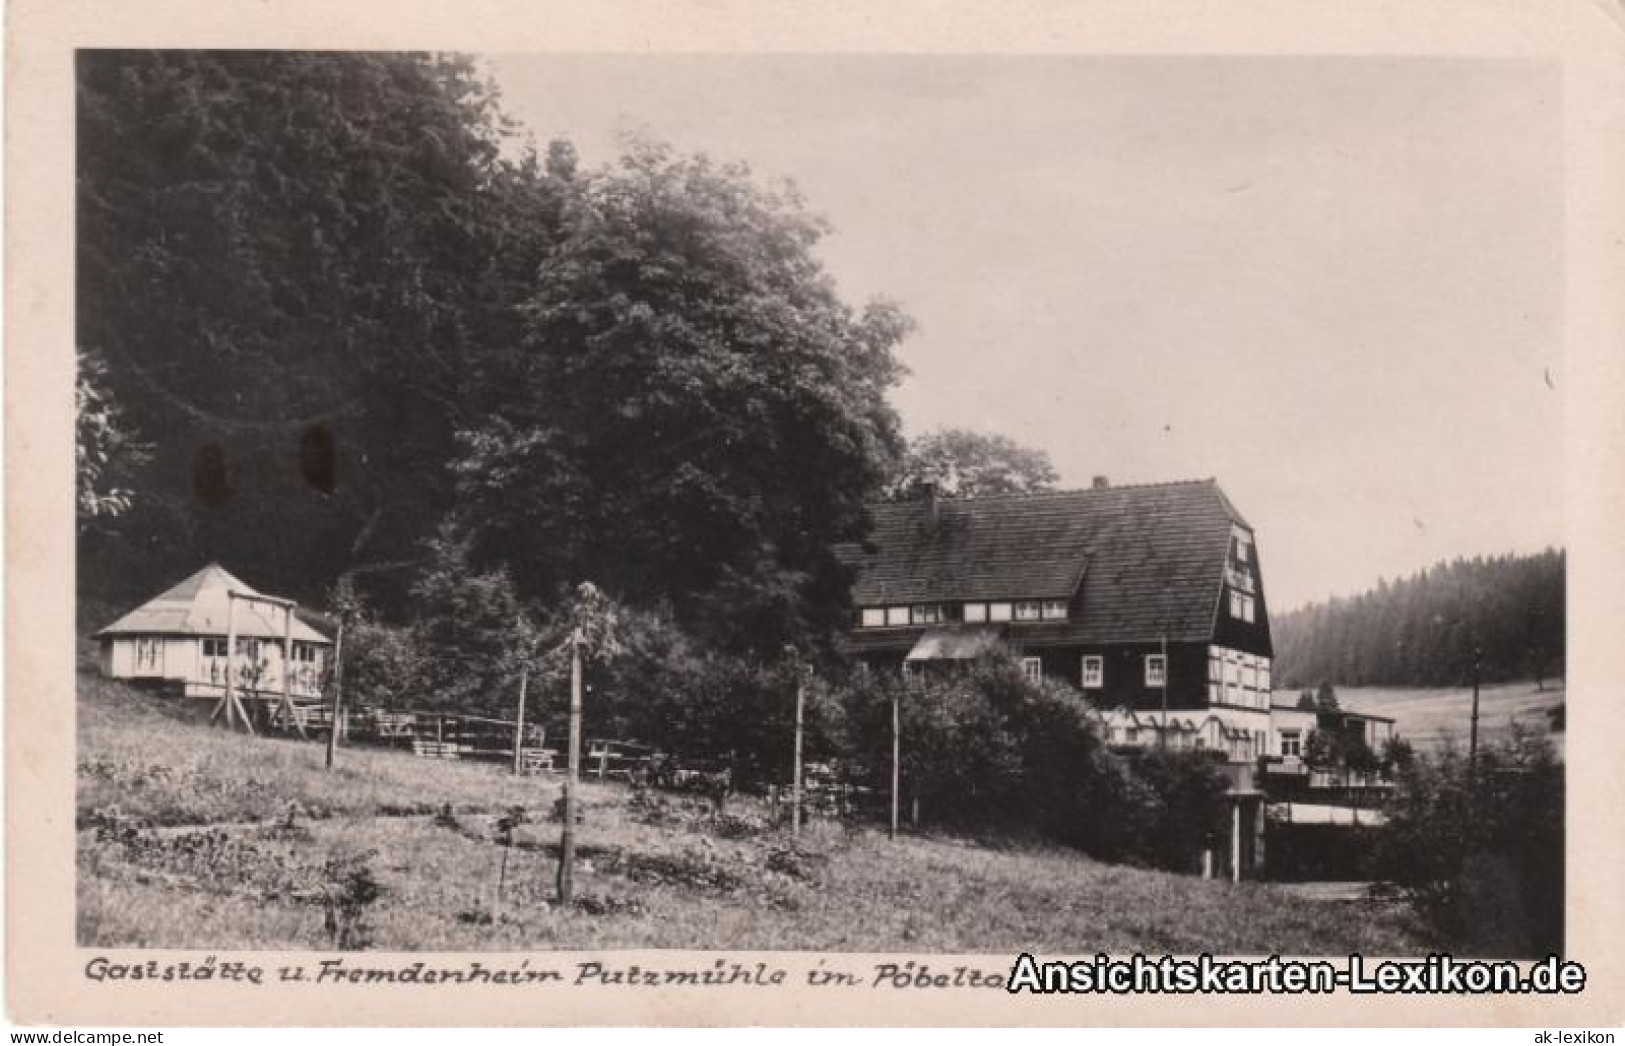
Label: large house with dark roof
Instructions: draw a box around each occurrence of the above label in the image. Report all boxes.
[838,477,1275,764]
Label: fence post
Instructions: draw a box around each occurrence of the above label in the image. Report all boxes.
[512,668,529,776]
[792,657,805,837]
[557,629,582,904]
[325,619,346,770]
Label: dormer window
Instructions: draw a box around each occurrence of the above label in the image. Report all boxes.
[988,602,1013,622]
[963,603,987,623]
[1040,600,1068,620]
[1014,600,1042,621]
[861,608,886,627]
[885,606,910,626]
[911,604,944,625]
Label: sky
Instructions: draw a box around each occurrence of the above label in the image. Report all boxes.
[484,55,1563,612]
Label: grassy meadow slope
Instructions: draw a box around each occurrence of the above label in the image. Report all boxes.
[78,673,1428,954]
[1273,681,1564,754]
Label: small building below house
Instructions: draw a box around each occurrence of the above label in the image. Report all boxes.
[1264,704,1396,799]
[95,563,332,700]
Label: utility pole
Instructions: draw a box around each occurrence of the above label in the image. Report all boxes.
[325,618,346,770]
[791,653,805,837]
[512,667,529,776]
[557,629,583,905]
[889,687,901,841]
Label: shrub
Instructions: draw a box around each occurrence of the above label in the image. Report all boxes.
[1373,726,1563,957]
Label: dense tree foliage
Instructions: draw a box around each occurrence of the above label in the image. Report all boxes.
[885,427,1059,500]
[77,50,567,606]
[78,52,911,661]
[1272,550,1564,688]
[443,141,910,656]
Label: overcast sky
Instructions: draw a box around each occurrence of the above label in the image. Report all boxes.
[484,55,1563,612]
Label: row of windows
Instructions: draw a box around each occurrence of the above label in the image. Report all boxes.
[1021,654,1166,688]
[860,600,1068,628]
[202,638,320,662]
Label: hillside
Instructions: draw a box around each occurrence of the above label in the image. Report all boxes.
[77,673,1427,954]
[1272,549,1564,689]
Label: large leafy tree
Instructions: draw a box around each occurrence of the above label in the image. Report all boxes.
[76,50,566,605]
[886,427,1059,500]
[447,139,912,656]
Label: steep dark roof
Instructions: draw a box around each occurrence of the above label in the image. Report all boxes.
[839,479,1249,644]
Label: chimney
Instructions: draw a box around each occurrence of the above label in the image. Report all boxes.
[1092,475,1110,489]
[921,480,940,526]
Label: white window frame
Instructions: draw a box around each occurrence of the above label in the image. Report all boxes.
[1014,600,1042,621]
[1021,657,1043,684]
[1040,600,1068,620]
[293,642,318,663]
[1280,729,1302,758]
[202,637,227,658]
[884,606,910,627]
[861,607,886,628]
[911,604,942,625]
[1081,656,1103,689]
[1145,654,1166,687]
[962,602,987,623]
[988,602,1013,622]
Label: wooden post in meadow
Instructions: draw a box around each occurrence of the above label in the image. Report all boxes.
[279,603,304,737]
[512,667,529,776]
[791,654,805,837]
[223,592,238,731]
[325,619,346,770]
[889,688,901,841]
[557,629,583,904]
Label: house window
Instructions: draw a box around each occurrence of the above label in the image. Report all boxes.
[1145,654,1166,687]
[293,643,318,663]
[911,604,943,625]
[861,607,886,628]
[1242,596,1255,623]
[202,637,227,658]
[1230,592,1255,623]
[963,602,987,623]
[1280,729,1302,757]
[235,638,261,660]
[1040,600,1068,620]
[988,602,1013,622]
[884,606,910,627]
[1081,656,1103,689]
[901,661,921,688]
[1014,601,1042,621]
[1021,657,1042,684]
[1259,662,1272,695]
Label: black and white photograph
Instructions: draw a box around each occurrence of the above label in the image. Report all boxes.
[67,47,1569,959]
[10,0,1625,1029]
